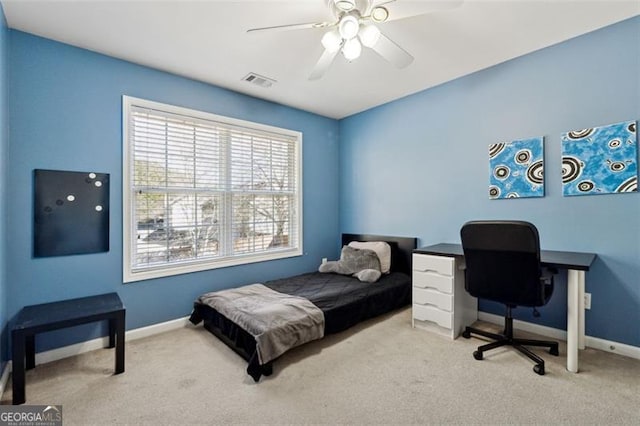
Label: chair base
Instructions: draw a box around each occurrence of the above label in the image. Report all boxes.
[462,319,559,375]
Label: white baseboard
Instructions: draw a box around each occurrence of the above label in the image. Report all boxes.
[123,316,192,342]
[2,316,192,377]
[477,312,640,361]
[584,335,640,360]
[478,312,568,340]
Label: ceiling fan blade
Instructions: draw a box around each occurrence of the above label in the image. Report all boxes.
[370,32,414,69]
[247,21,334,34]
[309,48,340,81]
[383,0,464,22]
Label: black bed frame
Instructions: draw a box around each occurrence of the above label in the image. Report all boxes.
[191,233,417,381]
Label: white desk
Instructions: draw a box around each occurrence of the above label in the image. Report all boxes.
[414,243,596,373]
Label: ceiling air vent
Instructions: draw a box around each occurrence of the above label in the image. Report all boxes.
[242,72,276,88]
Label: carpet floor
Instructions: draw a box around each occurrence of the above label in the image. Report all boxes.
[2,307,639,425]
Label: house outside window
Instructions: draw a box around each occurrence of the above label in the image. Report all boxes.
[122,96,302,282]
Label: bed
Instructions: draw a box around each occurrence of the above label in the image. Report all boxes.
[189,233,417,381]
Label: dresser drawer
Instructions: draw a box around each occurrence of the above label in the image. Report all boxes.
[413,305,453,329]
[413,271,454,293]
[413,287,453,311]
[413,254,454,276]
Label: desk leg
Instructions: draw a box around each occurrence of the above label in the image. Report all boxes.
[12,330,26,405]
[113,310,125,374]
[578,272,586,350]
[567,269,585,373]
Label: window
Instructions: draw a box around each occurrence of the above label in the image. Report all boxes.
[122,96,302,282]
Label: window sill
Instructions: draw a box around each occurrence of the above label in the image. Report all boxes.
[123,248,303,283]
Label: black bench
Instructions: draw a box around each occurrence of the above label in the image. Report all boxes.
[11,292,125,405]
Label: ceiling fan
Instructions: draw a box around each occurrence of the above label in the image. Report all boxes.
[247,0,463,80]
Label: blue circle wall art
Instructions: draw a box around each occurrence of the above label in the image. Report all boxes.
[489,137,544,200]
[561,120,638,196]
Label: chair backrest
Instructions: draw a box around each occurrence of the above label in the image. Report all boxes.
[460,220,545,307]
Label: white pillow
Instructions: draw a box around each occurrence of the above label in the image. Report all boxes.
[348,241,391,274]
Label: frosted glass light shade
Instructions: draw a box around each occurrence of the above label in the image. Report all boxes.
[339,15,359,40]
[322,30,342,52]
[359,24,381,48]
[342,38,362,61]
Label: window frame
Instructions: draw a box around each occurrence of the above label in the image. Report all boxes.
[122,96,303,283]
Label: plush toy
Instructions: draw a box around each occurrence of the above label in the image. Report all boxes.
[318,245,382,283]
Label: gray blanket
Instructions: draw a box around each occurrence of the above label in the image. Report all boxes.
[196,284,325,365]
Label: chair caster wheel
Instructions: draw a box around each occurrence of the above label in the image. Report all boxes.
[473,351,483,360]
[462,330,471,339]
[533,364,545,375]
[550,346,559,356]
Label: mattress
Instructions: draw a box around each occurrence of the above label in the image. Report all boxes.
[189,270,412,380]
[263,271,412,334]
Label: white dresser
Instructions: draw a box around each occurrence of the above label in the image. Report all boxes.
[412,252,478,339]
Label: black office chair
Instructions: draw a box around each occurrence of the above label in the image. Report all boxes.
[460,220,559,375]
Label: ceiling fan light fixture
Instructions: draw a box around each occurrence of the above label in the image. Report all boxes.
[338,15,360,40]
[359,24,381,48]
[371,6,389,23]
[321,30,342,53]
[342,38,362,61]
[334,0,356,12]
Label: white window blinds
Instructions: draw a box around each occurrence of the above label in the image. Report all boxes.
[123,96,302,282]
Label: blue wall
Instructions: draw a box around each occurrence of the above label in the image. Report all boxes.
[7,31,340,351]
[4,16,639,357]
[340,17,640,347]
[0,4,8,366]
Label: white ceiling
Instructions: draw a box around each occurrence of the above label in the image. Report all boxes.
[2,0,639,119]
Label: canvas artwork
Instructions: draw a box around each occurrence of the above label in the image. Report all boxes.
[561,120,638,196]
[488,137,544,199]
[34,169,110,257]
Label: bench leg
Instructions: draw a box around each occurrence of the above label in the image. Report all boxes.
[12,331,27,405]
[25,334,36,370]
[113,310,125,374]
[108,318,116,348]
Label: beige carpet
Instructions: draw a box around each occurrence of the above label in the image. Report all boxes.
[2,307,639,425]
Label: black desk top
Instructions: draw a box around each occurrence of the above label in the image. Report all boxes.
[415,243,596,271]
[14,292,124,330]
